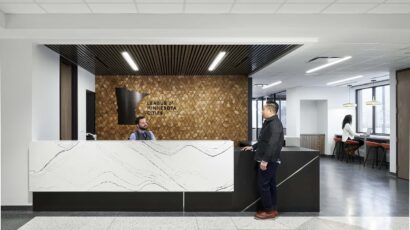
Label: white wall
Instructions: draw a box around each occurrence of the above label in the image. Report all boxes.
[0,40,33,205]
[287,87,351,155]
[300,100,327,134]
[78,66,95,140]
[389,71,397,173]
[32,45,60,141]
[0,50,2,217]
[1,42,95,205]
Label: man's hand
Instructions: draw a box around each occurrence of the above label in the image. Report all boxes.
[241,146,253,151]
[260,161,268,171]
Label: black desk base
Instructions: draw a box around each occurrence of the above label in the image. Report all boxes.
[33,147,320,212]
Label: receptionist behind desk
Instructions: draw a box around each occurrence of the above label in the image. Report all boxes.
[129,116,156,140]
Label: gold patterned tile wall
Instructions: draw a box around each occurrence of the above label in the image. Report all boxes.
[95,75,249,142]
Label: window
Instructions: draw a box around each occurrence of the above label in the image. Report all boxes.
[275,91,287,135]
[257,99,263,129]
[357,88,373,133]
[252,91,287,140]
[375,85,390,134]
[252,100,257,129]
[279,100,287,132]
[356,85,390,135]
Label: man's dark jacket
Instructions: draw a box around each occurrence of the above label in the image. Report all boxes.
[252,115,284,162]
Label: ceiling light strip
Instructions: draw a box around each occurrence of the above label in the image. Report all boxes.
[326,75,363,86]
[262,80,282,89]
[121,51,139,71]
[306,56,352,74]
[208,51,226,71]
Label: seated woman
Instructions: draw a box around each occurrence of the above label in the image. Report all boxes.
[342,114,364,146]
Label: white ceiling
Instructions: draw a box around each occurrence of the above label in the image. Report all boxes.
[251,42,410,97]
[0,2,409,97]
[1,0,410,14]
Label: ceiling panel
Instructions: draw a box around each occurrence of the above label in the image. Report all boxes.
[37,0,83,3]
[1,1,410,14]
[40,3,91,13]
[368,3,410,13]
[323,3,377,14]
[231,3,281,14]
[137,3,183,13]
[0,3,44,14]
[46,44,301,76]
[88,3,137,13]
[251,43,410,97]
[277,3,330,14]
[85,0,134,2]
[185,3,232,14]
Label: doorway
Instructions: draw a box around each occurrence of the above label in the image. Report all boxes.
[86,90,96,140]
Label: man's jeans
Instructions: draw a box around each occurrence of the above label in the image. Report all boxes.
[256,161,279,212]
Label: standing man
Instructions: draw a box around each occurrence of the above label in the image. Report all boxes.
[129,116,156,140]
[242,101,284,220]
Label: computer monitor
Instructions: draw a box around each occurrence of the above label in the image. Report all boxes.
[366,128,372,135]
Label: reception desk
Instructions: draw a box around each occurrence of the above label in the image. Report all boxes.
[29,141,233,192]
[29,141,319,212]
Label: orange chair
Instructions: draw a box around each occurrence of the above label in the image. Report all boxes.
[332,137,342,159]
[364,141,382,168]
[344,140,361,163]
[379,143,390,169]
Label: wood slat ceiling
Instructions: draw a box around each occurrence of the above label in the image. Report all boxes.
[46,44,301,76]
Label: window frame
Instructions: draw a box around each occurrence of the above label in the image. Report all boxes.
[252,90,287,139]
[355,84,390,136]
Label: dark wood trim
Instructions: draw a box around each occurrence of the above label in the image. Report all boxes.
[33,192,183,212]
[59,57,78,140]
[46,44,301,76]
[397,67,410,72]
[248,77,252,141]
[395,67,410,178]
[1,206,32,211]
[72,64,78,140]
[372,87,376,135]
[396,70,399,176]
[59,57,62,140]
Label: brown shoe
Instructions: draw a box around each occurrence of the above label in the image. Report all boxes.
[254,210,279,220]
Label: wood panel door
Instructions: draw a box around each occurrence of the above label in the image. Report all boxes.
[60,59,78,140]
[300,134,325,154]
[60,62,72,140]
[397,69,410,180]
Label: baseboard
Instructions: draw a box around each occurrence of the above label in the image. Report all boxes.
[1,205,33,211]
[388,172,398,177]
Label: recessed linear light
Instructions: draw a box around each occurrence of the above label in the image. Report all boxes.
[208,51,226,71]
[326,75,363,86]
[262,81,282,89]
[306,56,352,74]
[121,51,139,71]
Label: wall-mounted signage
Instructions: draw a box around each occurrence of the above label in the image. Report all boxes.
[115,87,148,125]
[146,100,177,115]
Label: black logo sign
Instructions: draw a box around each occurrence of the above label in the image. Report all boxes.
[115,87,148,125]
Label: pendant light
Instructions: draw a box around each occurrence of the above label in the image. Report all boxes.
[366,80,381,106]
[343,85,357,108]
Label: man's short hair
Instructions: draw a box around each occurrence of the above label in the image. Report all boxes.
[265,100,279,113]
[135,116,145,125]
